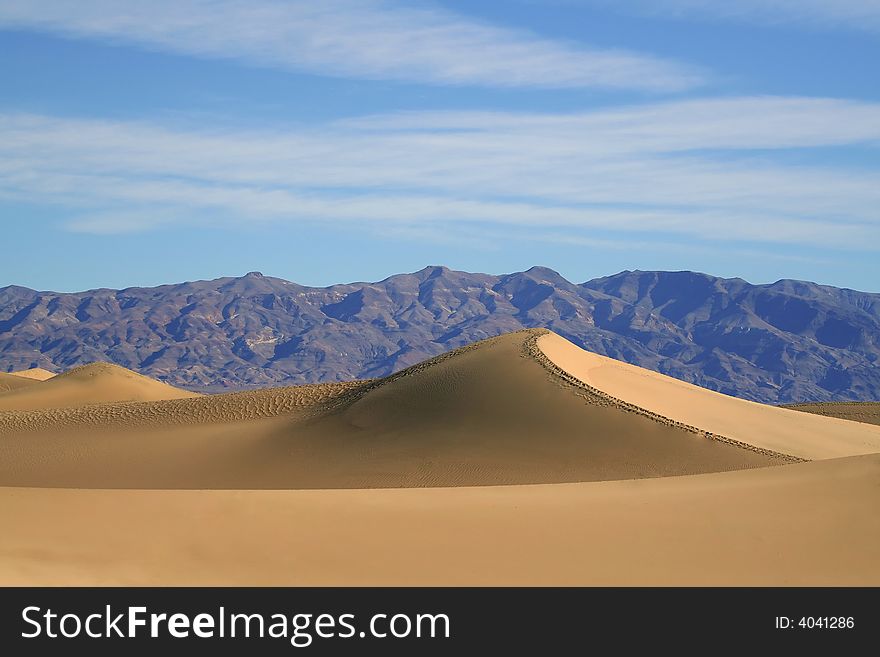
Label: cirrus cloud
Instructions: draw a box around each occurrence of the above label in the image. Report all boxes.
[0,96,878,250]
[0,0,703,91]
[581,0,880,33]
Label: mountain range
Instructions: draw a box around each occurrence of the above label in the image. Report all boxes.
[1,266,878,403]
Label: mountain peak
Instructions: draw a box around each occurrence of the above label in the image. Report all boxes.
[413,265,452,281]
[524,265,563,278]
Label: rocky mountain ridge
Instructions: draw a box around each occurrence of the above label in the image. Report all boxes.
[1,266,878,403]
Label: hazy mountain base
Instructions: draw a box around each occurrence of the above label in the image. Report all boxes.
[1,267,878,403]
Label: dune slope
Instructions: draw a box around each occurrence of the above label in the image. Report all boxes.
[0,380,367,437]
[0,331,786,489]
[0,372,38,394]
[1,453,877,586]
[8,368,56,381]
[538,333,880,460]
[0,362,199,411]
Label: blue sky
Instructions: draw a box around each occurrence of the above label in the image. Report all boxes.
[1,0,878,292]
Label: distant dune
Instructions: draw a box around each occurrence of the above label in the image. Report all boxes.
[0,372,38,394]
[8,367,56,381]
[0,362,199,411]
[1,329,878,585]
[0,380,365,438]
[785,401,880,427]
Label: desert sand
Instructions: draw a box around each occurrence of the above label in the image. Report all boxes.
[0,332,784,488]
[786,401,880,426]
[0,362,199,411]
[8,367,56,381]
[538,332,880,460]
[1,453,877,586]
[1,329,878,585]
[0,371,38,393]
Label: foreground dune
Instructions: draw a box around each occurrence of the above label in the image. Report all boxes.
[0,331,787,488]
[8,367,56,381]
[1,453,877,586]
[0,362,199,411]
[538,333,880,460]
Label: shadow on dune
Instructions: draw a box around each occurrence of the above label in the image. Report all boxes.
[0,331,785,489]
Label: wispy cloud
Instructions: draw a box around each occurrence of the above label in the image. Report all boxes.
[0,0,701,91]
[589,0,880,33]
[344,97,880,151]
[0,96,878,250]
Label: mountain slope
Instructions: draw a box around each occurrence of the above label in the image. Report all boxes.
[1,267,878,402]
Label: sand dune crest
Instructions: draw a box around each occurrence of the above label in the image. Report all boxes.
[537,332,880,461]
[8,367,56,381]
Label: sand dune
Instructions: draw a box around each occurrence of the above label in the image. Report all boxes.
[1,453,877,586]
[785,401,880,427]
[1,329,879,586]
[0,362,200,411]
[538,333,880,460]
[0,380,367,438]
[0,331,785,489]
[0,372,38,393]
[8,367,56,381]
